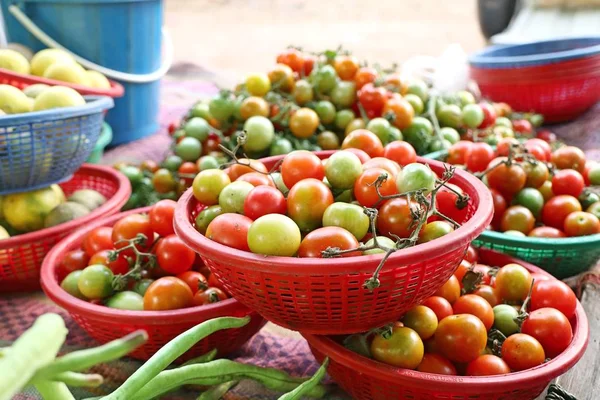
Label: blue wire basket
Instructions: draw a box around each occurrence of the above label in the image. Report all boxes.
[0,96,114,194]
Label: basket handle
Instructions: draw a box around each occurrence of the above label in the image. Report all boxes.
[7,4,173,84]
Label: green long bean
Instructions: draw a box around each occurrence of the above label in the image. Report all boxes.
[52,371,104,388]
[34,381,76,400]
[278,358,329,400]
[197,381,238,400]
[181,349,218,366]
[102,316,250,400]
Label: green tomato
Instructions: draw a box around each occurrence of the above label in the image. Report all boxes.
[195,205,223,234]
[587,202,600,219]
[396,163,436,194]
[514,188,544,218]
[270,137,294,156]
[495,117,513,128]
[106,291,144,311]
[418,221,454,243]
[330,81,356,108]
[293,79,314,104]
[198,155,220,171]
[172,129,186,141]
[403,117,433,151]
[120,165,144,187]
[588,164,600,185]
[322,202,369,240]
[243,116,274,152]
[440,127,460,144]
[209,94,235,121]
[317,131,340,150]
[325,151,363,189]
[457,91,476,107]
[429,139,451,152]
[437,104,462,128]
[580,192,600,209]
[77,265,114,300]
[271,172,289,194]
[504,230,526,237]
[133,279,154,296]
[162,155,183,172]
[335,189,354,203]
[404,94,424,115]
[367,118,392,144]
[407,79,429,102]
[61,271,86,299]
[184,117,210,142]
[191,102,212,119]
[529,114,544,127]
[494,126,515,138]
[388,127,403,142]
[461,104,484,129]
[363,236,396,255]
[485,135,499,146]
[310,64,338,94]
[335,109,355,130]
[493,304,520,336]
[218,181,254,214]
[314,101,336,124]
[248,214,301,256]
[175,137,203,162]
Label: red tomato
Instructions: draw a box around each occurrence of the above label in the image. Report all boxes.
[583,161,598,185]
[236,172,276,188]
[434,184,469,224]
[466,355,510,376]
[447,141,473,165]
[342,129,385,158]
[354,67,378,90]
[531,279,577,319]
[528,226,566,238]
[465,246,479,263]
[536,130,557,142]
[473,285,500,307]
[541,195,582,229]
[417,354,457,375]
[208,273,228,294]
[501,334,545,371]
[452,294,494,330]
[496,138,520,157]
[526,138,552,161]
[155,235,196,275]
[59,249,90,277]
[243,186,287,220]
[486,158,527,196]
[454,259,472,283]
[149,200,177,237]
[287,179,334,232]
[143,277,193,311]
[434,275,461,304]
[281,151,325,189]
[344,148,371,164]
[205,213,252,251]
[472,264,493,285]
[495,263,533,302]
[377,198,417,239]
[512,119,533,135]
[563,211,600,236]
[302,55,316,76]
[112,214,154,253]
[525,145,547,162]
[551,169,585,197]
[478,103,497,128]
[177,271,208,294]
[383,141,417,166]
[228,159,268,181]
[521,308,573,358]
[500,205,535,234]
[490,188,508,227]
[362,157,401,177]
[276,48,304,73]
[357,83,387,116]
[89,250,129,275]
[83,227,114,257]
[298,226,360,258]
[382,97,414,130]
[467,143,495,173]
[354,168,398,208]
[422,296,454,322]
[435,314,488,363]
[524,162,550,189]
[193,287,228,306]
[552,146,586,173]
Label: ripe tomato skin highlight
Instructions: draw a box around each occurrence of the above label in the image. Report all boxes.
[521,308,573,358]
[435,314,488,363]
[342,129,385,158]
[287,178,334,232]
[383,141,417,166]
[298,226,360,258]
[422,296,453,322]
[354,168,398,208]
[501,333,545,371]
[434,184,469,225]
[281,151,325,189]
[564,211,600,236]
[149,200,177,237]
[452,294,494,330]
[358,83,387,116]
[466,355,511,376]
[377,198,417,239]
[466,143,495,173]
[143,277,194,311]
[526,138,552,160]
[205,213,252,251]
[434,275,461,304]
[417,354,457,375]
[243,186,287,220]
[370,326,424,369]
[83,227,114,257]
[112,214,154,253]
[531,280,577,319]
[155,235,196,275]
[542,195,582,229]
[486,159,526,196]
[552,169,585,197]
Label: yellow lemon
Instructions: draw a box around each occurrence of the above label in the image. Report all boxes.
[30,49,75,76]
[86,70,111,89]
[33,86,85,111]
[0,49,30,74]
[43,62,89,86]
[0,84,32,114]
[2,185,65,232]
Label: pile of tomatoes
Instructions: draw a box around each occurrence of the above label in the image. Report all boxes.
[58,200,229,311]
[191,143,468,258]
[445,137,600,237]
[357,246,577,376]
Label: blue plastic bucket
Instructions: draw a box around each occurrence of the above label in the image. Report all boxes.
[0,0,171,145]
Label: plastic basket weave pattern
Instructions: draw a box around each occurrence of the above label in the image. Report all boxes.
[0,164,130,292]
[40,207,266,361]
[174,151,493,335]
[0,95,114,194]
[303,249,589,400]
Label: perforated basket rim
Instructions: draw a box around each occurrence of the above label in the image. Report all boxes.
[0,164,130,250]
[174,151,494,274]
[40,206,258,326]
[302,248,589,394]
[0,95,113,126]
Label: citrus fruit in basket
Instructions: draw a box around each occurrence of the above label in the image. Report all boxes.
[86,70,111,89]
[0,48,30,74]
[33,86,86,111]
[0,84,33,114]
[2,185,65,232]
[23,84,50,99]
[30,48,75,76]
[43,62,89,86]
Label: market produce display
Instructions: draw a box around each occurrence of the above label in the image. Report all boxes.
[0,82,86,114]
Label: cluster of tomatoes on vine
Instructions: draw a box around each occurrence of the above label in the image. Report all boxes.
[345,246,577,377]
[58,200,229,311]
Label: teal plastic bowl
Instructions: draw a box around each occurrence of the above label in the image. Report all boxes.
[87,123,113,164]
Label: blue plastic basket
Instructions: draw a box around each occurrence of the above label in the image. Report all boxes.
[0,96,114,194]
[469,37,600,69]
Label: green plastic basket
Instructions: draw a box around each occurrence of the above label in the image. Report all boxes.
[86,123,113,164]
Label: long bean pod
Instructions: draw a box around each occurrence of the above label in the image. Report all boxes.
[51,371,104,388]
[102,316,250,400]
[34,381,76,400]
[278,358,329,400]
[181,349,218,366]
[197,380,238,400]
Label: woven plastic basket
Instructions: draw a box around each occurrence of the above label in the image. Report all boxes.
[0,164,130,292]
[0,95,114,194]
[303,248,589,400]
[40,207,266,361]
[174,151,493,335]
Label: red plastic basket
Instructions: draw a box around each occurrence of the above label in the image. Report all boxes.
[0,67,124,98]
[40,207,266,361]
[0,164,130,292]
[174,151,493,335]
[303,248,589,400]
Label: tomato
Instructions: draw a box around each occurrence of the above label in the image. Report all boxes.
[140,160,159,173]
[496,137,520,157]
[437,104,462,129]
[61,271,85,299]
[466,355,510,376]
[466,143,495,173]
[434,275,461,304]
[473,285,500,307]
[195,205,223,235]
[495,263,533,302]
[552,169,585,197]
[83,227,114,257]
[59,249,90,277]
[248,214,301,256]
[354,67,377,90]
[370,326,424,369]
[147,200,176,237]
[465,246,479,264]
[384,74,407,94]
[331,81,357,109]
[276,48,304,73]
[435,314,487,363]
[89,250,129,275]
[434,184,469,224]
[155,235,195,275]
[490,188,507,226]
[418,221,454,244]
[502,333,545,371]
[243,186,286,220]
[268,63,295,92]
[77,264,114,299]
[245,73,271,96]
[514,188,544,218]
[218,181,254,214]
[528,226,566,238]
[177,271,208,294]
[342,129,384,158]
[552,146,586,173]
[243,116,275,153]
[105,291,144,311]
[383,96,414,129]
[454,259,472,283]
[325,151,363,190]
[396,163,436,194]
[354,168,397,208]
[298,226,360,258]
[228,159,268,181]
[478,102,497,128]
[524,162,549,189]
[377,198,417,239]
[486,159,526,196]
[537,181,553,203]
[358,83,387,116]
[422,296,453,322]
[589,202,600,219]
[344,148,371,164]
[323,202,370,240]
[585,162,600,185]
[402,305,439,340]
[362,157,401,177]
[452,294,494,330]
[280,151,324,189]
[493,304,520,336]
[192,169,231,206]
[542,195,582,229]
[536,129,557,142]
[310,64,337,94]
[417,354,457,375]
[447,141,473,165]
[383,141,417,166]
[367,118,394,146]
[152,168,176,194]
[302,55,316,76]
[205,213,252,251]
[289,108,319,139]
[524,144,547,163]
[522,308,573,358]
[192,287,228,306]
[461,104,484,129]
[345,118,367,135]
[287,179,333,232]
[143,277,193,311]
[564,211,600,236]
[235,172,274,188]
[239,96,270,120]
[531,280,577,318]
